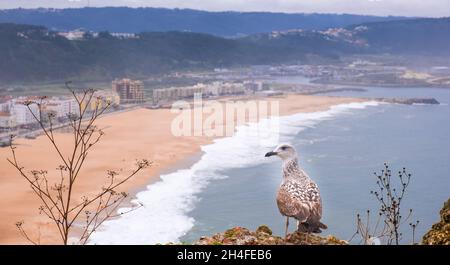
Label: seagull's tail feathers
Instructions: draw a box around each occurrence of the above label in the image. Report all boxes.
[318,221,328,230]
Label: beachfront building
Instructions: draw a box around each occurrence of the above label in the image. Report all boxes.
[45,91,120,119]
[152,82,246,104]
[112,79,145,103]
[0,96,13,112]
[0,92,120,128]
[10,101,40,125]
[0,112,15,129]
[95,89,121,107]
[152,84,203,104]
[243,81,261,92]
[212,82,246,96]
[0,102,10,112]
[44,98,79,119]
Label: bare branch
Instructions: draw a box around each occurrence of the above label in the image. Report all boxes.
[8,84,150,245]
[352,163,418,245]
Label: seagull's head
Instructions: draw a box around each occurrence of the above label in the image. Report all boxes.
[265,143,298,161]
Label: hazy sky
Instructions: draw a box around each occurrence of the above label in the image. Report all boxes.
[0,0,449,17]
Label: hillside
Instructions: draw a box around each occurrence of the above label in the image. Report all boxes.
[0,7,407,37]
[254,17,450,56]
[349,17,450,55]
[1,17,450,84]
[0,23,348,84]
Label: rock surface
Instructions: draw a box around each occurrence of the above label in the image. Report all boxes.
[377,97,440,105]
[422,198,450,245]
[194,225,347,245]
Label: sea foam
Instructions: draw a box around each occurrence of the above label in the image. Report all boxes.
[89,101,379,244]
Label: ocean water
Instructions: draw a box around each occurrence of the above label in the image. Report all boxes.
[90,84,450,245]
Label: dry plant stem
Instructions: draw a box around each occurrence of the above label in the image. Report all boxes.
[8,84,150,245]
[350,163,417,245]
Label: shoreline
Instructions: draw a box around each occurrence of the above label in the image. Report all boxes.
[122,150,205,210]
[0,94,365,244]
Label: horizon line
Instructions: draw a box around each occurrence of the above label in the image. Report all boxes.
[0,6,432,19]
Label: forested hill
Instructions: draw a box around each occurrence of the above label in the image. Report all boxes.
[348,17,450,54]
[0,7,407,37]
[1,17,450,84]
[0,23,349,83]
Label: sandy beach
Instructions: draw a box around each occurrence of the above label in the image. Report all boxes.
[0,94,364,244]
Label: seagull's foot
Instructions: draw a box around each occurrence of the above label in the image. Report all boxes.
[284,231,289,243]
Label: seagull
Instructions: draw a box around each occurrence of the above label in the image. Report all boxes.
[265,143,327,240]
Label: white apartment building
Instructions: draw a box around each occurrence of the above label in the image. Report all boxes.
[0,96,90,127]
[46,98,79,118]
[97,89,120,106]
[152,82,246,103]
[0,96,12,112]
[0,112,15,129]
[10,102,40,125]
[110,32,137,39]
[0,102,10,112]
[57,29,86,40]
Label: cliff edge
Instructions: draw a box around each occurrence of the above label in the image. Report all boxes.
[422,198,450,245]
[190,198,450,245]
[194,225,347,245]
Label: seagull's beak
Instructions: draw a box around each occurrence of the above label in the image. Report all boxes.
[265,151,277,157]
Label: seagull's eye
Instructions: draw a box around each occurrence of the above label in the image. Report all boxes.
[281,146,287,151]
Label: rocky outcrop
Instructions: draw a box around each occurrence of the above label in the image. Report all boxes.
[194,225,347,245]
[189,199,450,245]
[299,87,367,95]
[422,198,450,245]
[377,98,440,105]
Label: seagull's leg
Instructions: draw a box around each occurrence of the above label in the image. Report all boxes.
[284,217,289,242]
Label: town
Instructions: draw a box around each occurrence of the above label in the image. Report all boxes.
[0,77,283,146]
[2,56,449,146]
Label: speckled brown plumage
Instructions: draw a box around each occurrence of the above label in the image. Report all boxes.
[277,159,326,232]
[266,144,327,234]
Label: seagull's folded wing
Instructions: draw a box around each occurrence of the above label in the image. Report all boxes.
[276,182,323,222]
[276,187,309,220]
